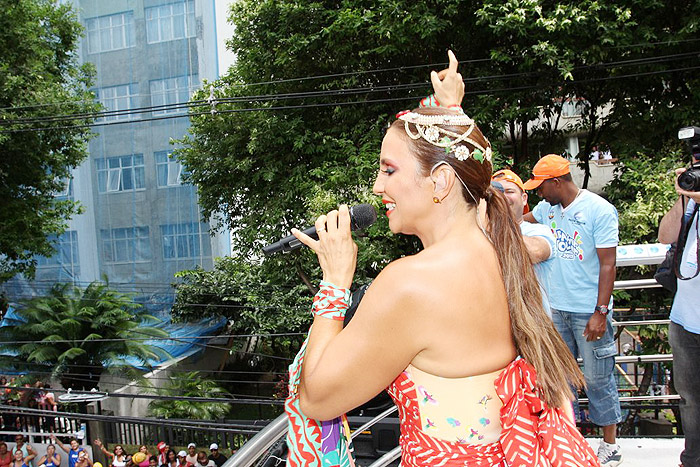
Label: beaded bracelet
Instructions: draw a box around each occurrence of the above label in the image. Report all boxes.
[312,281,350,321]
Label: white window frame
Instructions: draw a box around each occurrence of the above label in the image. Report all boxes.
[155,151,183,187]
[145,0,196,44]
[97,83,139,122]
[101,226,151,264]
[37,231,79,267]
[161,222,205,259]
[96,154,146,193]
[150,74,199,115]
[86,11,135,54]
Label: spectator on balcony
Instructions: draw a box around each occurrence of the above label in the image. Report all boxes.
[92,440,128,467]
[193,453,212,467]
[37,444,60,467]
[0,442,13,467]
[590,145,600,161]
[132,447,149,467]
[206,446,225,467]
[12,436,35,467]
[159,450,176,467]
[659,166,700,467]
[50,436,82,467]
[73,451,91,467]
[175,452,190,467]
[183,446,195,467]
[11,449,34,467]
[38,384,56,433]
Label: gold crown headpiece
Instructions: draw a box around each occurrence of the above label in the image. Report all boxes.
[396,110,492,163]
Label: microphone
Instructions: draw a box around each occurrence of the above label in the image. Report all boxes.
[262,204,377,255]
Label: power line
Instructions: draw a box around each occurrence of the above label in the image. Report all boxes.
[3,61,699,135]
[2,51,697,129]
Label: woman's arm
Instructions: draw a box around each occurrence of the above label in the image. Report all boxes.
[293,207,425,419]
[51,454,61,466]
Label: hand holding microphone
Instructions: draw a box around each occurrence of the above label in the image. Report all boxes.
[262,204,377,289]
[262,203,377,254]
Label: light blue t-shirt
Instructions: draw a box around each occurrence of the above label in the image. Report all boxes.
[670,199,700,334]
[531,190,618,314]
[520,221,555,316]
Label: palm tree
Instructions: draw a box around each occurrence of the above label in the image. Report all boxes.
[0,280,170,389]
[147,371,231,420]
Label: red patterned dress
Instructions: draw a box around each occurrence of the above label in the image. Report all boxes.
[387,358,601,467]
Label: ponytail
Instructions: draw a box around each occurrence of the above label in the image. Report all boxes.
[486,187,584,408]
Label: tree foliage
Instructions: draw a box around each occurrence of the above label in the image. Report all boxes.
[147,371,231,420]
[175,0,700,334]
[0,280,169,390]
[0,0,99,281]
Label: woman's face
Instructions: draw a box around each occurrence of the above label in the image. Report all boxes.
[373,129,432,235]
[47,446,55,455]
[115,447,123,456]
[167,452,176,462]
[14,451,23,462]
[0,444,6,454]
[78,452,86,461]
[139,446,147,454]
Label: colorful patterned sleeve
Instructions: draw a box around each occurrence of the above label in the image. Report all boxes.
[285,282,356,467]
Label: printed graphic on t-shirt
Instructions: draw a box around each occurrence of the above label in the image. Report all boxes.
[549,219,584,261]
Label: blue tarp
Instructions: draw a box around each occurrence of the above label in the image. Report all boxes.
[0,304,227,370]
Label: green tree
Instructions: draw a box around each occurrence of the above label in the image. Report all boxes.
[147,371,231,420]
[0,280,169,390]
[475,0,700,182]
[175,0,700,333]
[0,0,99,281]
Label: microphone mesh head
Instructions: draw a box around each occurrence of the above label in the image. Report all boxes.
[350,204,377,231]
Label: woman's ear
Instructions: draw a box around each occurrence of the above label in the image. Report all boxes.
[431,163,456,199]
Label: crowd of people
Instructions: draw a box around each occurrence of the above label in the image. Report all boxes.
[282,50,698,467]
[0,380,57,435]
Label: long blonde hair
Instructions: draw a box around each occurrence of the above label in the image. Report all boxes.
[391,107,584,407]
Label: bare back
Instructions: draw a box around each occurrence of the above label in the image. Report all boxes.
[392,232,516,378]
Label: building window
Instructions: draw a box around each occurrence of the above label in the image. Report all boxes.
[37,231,79,267]
[146,1,196,44]
[150,75,199,115]
[561,98,584,118]
[101,227,151,263]
[155,151,183,186]
[55,177,73,199]
[161,222,206,259]
[96,154,145,193]
[86,12,135,54]
[96,83,139,121]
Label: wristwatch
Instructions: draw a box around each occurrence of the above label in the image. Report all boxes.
[594,305,609,316]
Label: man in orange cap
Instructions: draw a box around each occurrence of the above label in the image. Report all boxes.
[523,154,622,466]
[491,169,555,315]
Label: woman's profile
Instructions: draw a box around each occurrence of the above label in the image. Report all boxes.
[285,52,601,466]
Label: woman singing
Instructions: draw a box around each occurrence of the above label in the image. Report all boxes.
[287,54,600,467]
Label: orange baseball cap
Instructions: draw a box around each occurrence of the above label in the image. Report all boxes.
[492,169,525,192]
[492,169,529,214]
[522,154,571,190]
